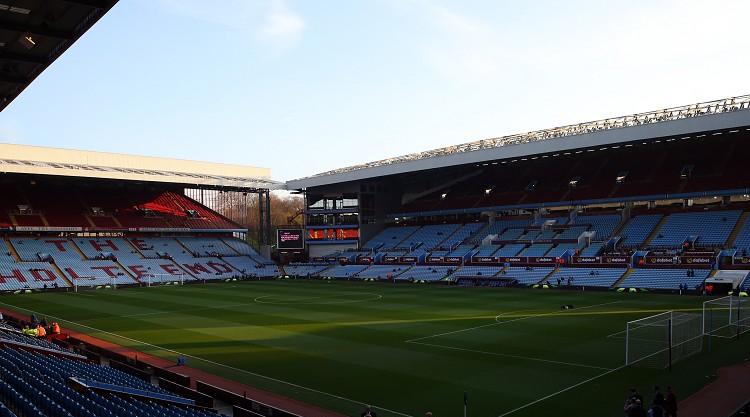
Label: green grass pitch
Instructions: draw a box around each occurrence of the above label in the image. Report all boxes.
[1,280,748,417]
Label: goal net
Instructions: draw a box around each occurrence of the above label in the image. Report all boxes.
[625,311,703,369]
[703,296,750,339]
[143,273,186,286]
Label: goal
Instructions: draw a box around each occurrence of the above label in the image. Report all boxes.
[625,311,703,369]
[143,273,186,287]
[703,296,750,339]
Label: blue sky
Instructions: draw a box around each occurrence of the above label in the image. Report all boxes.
[1,0,749,181]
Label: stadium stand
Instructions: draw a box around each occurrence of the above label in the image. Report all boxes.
[618,214,663,248]
[518,230,541,241]
[619,269,711,290]
[0,346,221,417]
[356,265,408,279]
[398,266,455,282]
[444,223,484,246]
[499,267,554,285]
[519,244,553,257]
[555,226,588,241]
[535,229,558,240]
[546,243,579,258]
[55,259,138,286]
[362,226,419,250]
[221,257,279,278]
[10,238,82,263]
[0,261,68,291]
[535,216,568,226]
[400,224,461,250]
[495,244,526,257]
[731,218,750,255]
[283,264,331,277]
[318,264,369,278]
[445,244,476,257]
[548,268,627,288]
[468,219,532,244]
[575,214,621,239]
[178,238,237,257]
[647,210,741,248]
[474,245,500,257]
[455,266,503,277]
[497,228,525,241]
[579,242,604,256]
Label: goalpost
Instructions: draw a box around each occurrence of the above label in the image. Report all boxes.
[144,273,186,287]
[625,311,703,370]
[703,295,750,339]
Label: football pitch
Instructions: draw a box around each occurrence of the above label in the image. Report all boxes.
[1,280,748,417]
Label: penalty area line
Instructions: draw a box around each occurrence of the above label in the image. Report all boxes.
[407,300,622,343]
[497,364,627,417]
[407,340,612,371]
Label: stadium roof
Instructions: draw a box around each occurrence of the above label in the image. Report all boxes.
[287,94,750,190]
[0,143,283,190]
[0,0,118,111]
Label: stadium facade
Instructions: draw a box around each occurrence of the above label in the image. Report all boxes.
[286,95,750,292]
[0,143,285,291]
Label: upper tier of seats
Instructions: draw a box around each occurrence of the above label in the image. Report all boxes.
[574,214,621,240]
[354,208,749,264]
[731,217,750,255]
[400,224,461,250]
[398,133,750,213]
[618,214,663,248]
[647,210,741,248]
[468,219,531,243]
[1,183,240,231]
[362,226,419,250]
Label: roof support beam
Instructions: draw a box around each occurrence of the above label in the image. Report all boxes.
[60,0,114,8]
[0,19,76,40]
[0,50,47,64]
[0,73,27,84]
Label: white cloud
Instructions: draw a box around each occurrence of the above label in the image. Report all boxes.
[154,0,305,49]
[258,0,305,45]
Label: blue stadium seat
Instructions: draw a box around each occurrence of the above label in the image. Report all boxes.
[618,214,663,248]
[500,267,554,285]
[548,268,627,288]
[648,211,741,249]
[619,269,710,290]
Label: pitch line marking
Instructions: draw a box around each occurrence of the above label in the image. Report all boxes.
[407,300,622,343]
[254,293,383,305]
[91,291,382,319]
[407,340,613,371]
[496,364,627,417]
[0,300,414,417]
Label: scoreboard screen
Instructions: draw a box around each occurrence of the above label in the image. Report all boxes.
[277,229,304,250]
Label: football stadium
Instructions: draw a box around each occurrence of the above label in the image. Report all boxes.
[1,2,750,417]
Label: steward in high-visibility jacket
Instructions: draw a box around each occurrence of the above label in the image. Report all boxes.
[52,322,61,334]
[36,325,46,337]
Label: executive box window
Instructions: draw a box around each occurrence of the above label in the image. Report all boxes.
[306,213,359,226]
[307,195,359,211]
